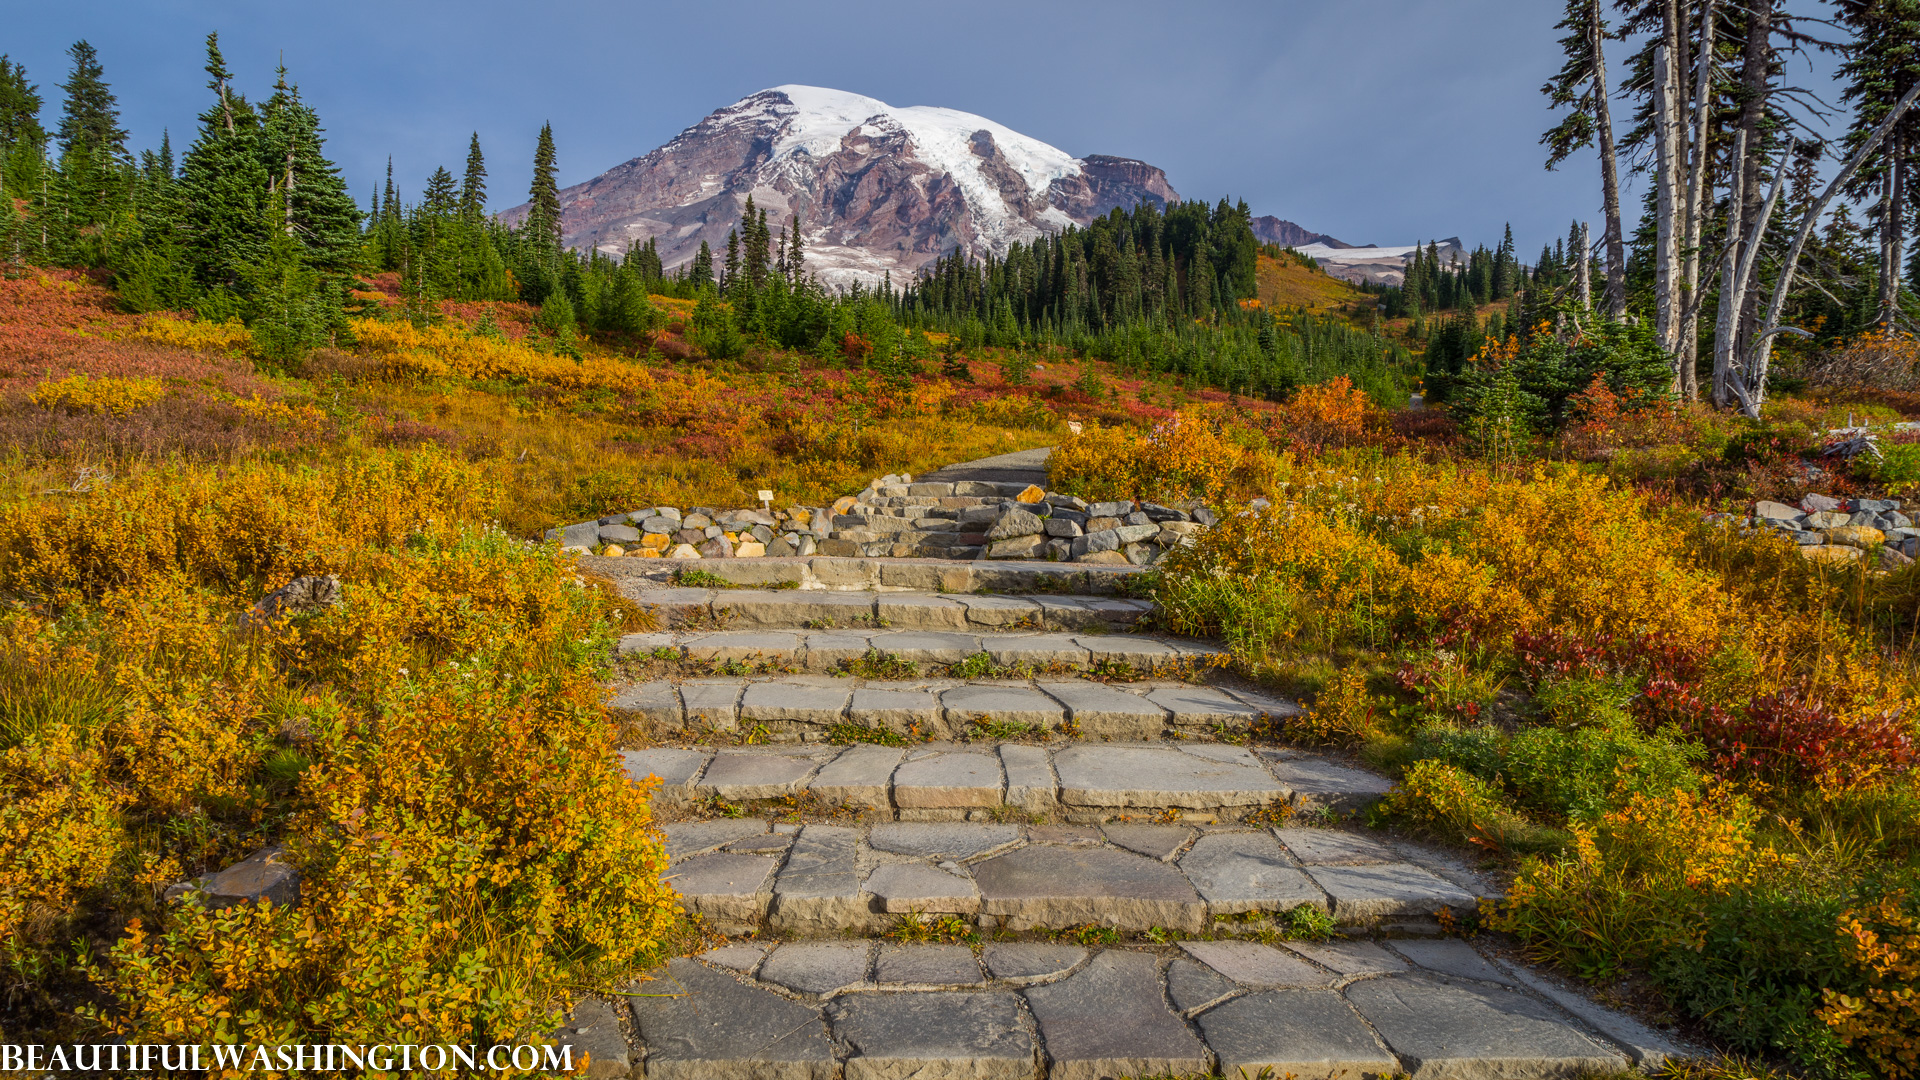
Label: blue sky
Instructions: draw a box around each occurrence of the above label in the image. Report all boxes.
[4,0,1851,256]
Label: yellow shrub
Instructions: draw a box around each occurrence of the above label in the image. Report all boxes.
[1049,410,1286,504]
[1822,892,1920,1079]
[352,319,653,392]
[129,315,254,356]
[1288,664,1384,744]
[29,373,167,416]
[1598,784,1778,891]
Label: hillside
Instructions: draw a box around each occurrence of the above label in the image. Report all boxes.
[1253,251,1372,315]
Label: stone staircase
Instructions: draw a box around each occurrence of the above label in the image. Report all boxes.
[566,552,1691,1079]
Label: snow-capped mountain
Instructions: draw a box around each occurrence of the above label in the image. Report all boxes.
[500,85,1180,287]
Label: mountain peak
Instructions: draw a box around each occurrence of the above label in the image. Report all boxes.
[501,86,1179,286]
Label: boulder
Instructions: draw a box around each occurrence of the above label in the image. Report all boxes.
[1015,484,1048,504]
[1044,538,1074,562]
[1752,501,1802,522]
[988,508,1048,540]
[1141,502,1189,522]
[1193,506,1219,526]
[639,516,679,534]
[245,574,343,628]
[1124,542,1158,566]
[766,537,797,558]
[1046,518,1085,538]
[668,543,702,559]
[1089,501,1133,518]
[698,536,735,559]
[603,545,627,557]
[1801,544,1862,564]
[989,534,1048,559]
[1080,529,1122,555]
[1045,493,1091,512]
[642,533,672,551]
[1116,524,1159,544]
[1830,525,1886,549]
[1078,550,1131,565]
[1806,511,1851,530]
[682,513,714,530]
[1086,516,1123,533]
[1800,493,1843,513]
[598,524,641,545]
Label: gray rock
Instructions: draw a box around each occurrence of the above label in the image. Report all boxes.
[863,863,981,914]
[773,826,868,933]
[680,512,714,530]
[983,634,1091,668]
[667,853,777,929]
[1079,528,1121,555]
[699,942,768,973]
[1347,976,1626,1079]
[663,820,766,858]
[873,944,986,987]
[848,687,943,733]
[1390,939,1516,986]
[631,958,834,1080]
[981,943,1086,983]
[1100,824,1193,862]
[830,992,1035,1080]
[941,685,1065,729]
[1145,686,1262,728]
[1053,745,1285,809]
[1125,511,1153,526]
[739,681,851,724]
[1752,500,1802,522]
[1274,828,1397,865]
[620,748,709,804]
[558,996,633,1080]
[1045,517,1084,538]
[1856,498,1900,513]
[1022,951,1210,1080]
[810,745,905,810]
[892,752,1004,809]
[1305,862,1479,920]
[864,631,982,665]
[1074,636,1179,666]
[758,942,872,996]
[1193,506,1219,526]
[1799,493,1842,513]
[638,515,679,534]
[599,523,642,545]
[1115,523,1158,544]
[1002,743,1058,816]
[1179,831,1327,914]
[1181,940,1331,987]
[1141,502,1188,522]
[548,521,599,549]
[1045,493,1091,512]
[869,823,1021,860]
[952,594,1043,627]
[875,593,969,630]
[680,680,745,730]
[972,844,1206,932]
[1266,758,1394,811]
[1166,955,1238,1013]
[1042,682,1169,738]
[1198,990,1401,1080]
[723,833,794,855]
[1088,501,1133,518]
[1281,939,1409,977]
[186,846,301,910]
[696,751,821,800]
[683,631,801,663]
[987,508,1047,540]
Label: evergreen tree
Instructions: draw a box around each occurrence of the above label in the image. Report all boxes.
[723,228,740,293]
[788,212,804,279]
[0,57,45,155]
[527,121,561,252]
[461,132,486,218]
[55,41,127,159]
[259,67,361,274]
[689,239,714,290]
[177,33,270,303]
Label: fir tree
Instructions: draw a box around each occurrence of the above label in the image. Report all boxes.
[259,67,361,273]
[527,122,561,252]
[177,32,270,299]
[461,132,487,218]
[689,239,714,290]
[723,228,740,294]
[56,41,127,159]
[0,57,44,155]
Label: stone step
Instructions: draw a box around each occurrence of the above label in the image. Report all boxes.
[621,589,1157,633]
[621,741,1386,825]
[584,554,1143,594]
[606,941,1677,1080]
[656,819,1495,936]
[610,674,1279,742]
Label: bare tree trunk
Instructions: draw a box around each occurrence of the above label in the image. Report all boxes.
[1654,40,1684,378]
[1578,221,1592,310]
[1740,80,1920,415]
[1712,130,1747,408]
[1592,1,1628,319]
[1680,0,1717,401]
[1735,0,1772,366]
[1882,139,1906,327]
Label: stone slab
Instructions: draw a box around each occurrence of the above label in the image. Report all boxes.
[1026,825,1100,846]
[865,631,981,664]
[999,744,1057,815]
[560,996,633,1080]
[1053,746,1286,809]
[683,631,801,662]
[972,844,1205,933]
[1197,990,1402,1080]
[951,593,1043,627]
[870,823,1021,860]
[1040,682,1169,738]
[1275,827,1398,865]
[631,958,834,1080]
[848,687,943,735]
[696,751,821,800]
[1347,976,1626,1079]
[1270,758,1395,811]
[1146,685,1263,727]
[679,680,746,730]
[1281,940,1410,977]
[1166,956,1238,1013]
[1180,830,1328,914]
[722,590,874,627]
[941,685,1065,729]
[873,944,986,987]
[863,862,981,914]
[800,631,874,669]
[608,680,683,726]
[663,820,767,858]
[830,991,1035,1080]
[1073,636,1178,667]
[981,943,1086,984]
[1307,862,1479,920]
[620,749,709,804]
[875,593,970,630]
[810,745,905,810]
[773,826,868,933]
[1180,940,1331,988]
[892,752,1004,809]
[1391,939,1517,987]
[983,633,1093,668]
[1100,824,1193,862]
[697,942,767,973]
[740,682,852,724]
[757,942,872,996]
[1022,950,1209,1080]
[1499,965,1691,1066]
[665,853,777,930]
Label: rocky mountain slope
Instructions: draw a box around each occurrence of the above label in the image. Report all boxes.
[1250,216,1350,250]
[500,86,1181,286]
